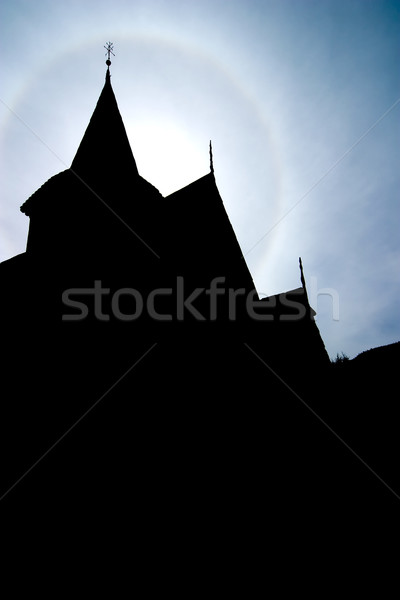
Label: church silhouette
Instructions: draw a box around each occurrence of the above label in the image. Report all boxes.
[1,57,398,532]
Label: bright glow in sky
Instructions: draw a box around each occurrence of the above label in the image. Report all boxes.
[1,0,399,359]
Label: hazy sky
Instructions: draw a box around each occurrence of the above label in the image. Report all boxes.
[1,0,399,359]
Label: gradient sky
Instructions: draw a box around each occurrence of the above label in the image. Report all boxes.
[1,0,399,359]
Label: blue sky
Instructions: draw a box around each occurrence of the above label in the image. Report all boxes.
[1,0,399,359]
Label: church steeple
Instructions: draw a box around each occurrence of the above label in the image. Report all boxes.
[20,51,163,258]
[71,48,139,185]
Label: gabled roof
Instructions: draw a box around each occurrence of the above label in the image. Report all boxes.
[165,172,256,292]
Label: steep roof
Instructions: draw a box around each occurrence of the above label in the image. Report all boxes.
[165,172,256,292]
[21,69,143,218]
[20,68,161,233]
[71,68,139,184]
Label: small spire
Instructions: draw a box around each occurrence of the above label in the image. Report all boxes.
[299,257,310,307]
[299,257,314,315]
[299,257,306,290]
[209,140,214,174]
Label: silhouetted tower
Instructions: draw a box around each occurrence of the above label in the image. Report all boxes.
[19,50,257,299]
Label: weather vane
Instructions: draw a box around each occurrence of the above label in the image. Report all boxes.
[104,42,115,67]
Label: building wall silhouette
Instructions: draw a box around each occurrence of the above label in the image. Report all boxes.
[1,66,358,523]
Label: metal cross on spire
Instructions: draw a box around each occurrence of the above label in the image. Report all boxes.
[104,41,115,67]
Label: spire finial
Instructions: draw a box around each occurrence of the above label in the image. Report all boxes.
[299,257,306,291]
[104,41,115,68]
[209,140,214,174]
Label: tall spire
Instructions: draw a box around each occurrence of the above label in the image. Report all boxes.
[71,43,139,184]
